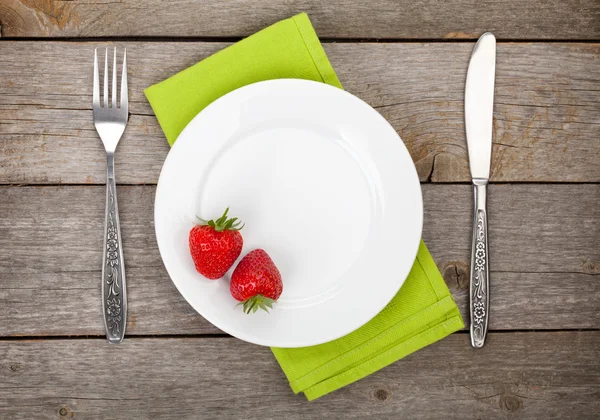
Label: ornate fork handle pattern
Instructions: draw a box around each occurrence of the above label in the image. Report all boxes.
[102,156,127,344]
[470,182,489,348]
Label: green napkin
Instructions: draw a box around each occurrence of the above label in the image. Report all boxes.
[145,12,464,401]
[145,13,341,145]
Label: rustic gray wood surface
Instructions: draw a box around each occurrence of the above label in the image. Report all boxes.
[0,1,599,418]
[1,0,599,39]
[1,42,599,184]
[1,333,599,419]
[1,184,598,336]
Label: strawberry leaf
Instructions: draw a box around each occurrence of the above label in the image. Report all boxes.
[237,295,276,315]
[215,207,229,225]
[195,207,244,231]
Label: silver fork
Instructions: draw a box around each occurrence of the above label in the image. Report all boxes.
[93,48,128,344]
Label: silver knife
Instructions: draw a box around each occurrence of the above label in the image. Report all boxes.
[465,33,496,348]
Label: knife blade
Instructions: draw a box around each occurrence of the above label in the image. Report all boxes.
[465,32,496,348]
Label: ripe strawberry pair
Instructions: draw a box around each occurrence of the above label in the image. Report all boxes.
[189,208,283,314]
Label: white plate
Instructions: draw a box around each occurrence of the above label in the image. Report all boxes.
[155,79,423,348]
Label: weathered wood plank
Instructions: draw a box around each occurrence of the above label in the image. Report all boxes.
[1,42,599,184]
[0,184,597,336]
[1,0,599,39]
[0,332,598,419]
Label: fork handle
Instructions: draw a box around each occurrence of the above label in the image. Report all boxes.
[469,181,489,348]
[102,153,127,344]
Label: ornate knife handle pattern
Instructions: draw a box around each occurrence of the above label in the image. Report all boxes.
[470,182,489,348]
[102,162,127,344]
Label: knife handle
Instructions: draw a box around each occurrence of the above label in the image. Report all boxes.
[470,180,490,348]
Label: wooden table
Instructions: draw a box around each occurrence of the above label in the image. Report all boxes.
[1,1,599,419]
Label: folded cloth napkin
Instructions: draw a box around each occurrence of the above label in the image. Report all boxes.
[145,12,464,401]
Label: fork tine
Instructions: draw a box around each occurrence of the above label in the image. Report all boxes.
[93,48,100,107]
[103,48,108,108]
[112,48,117,108]
[120,48,128,110]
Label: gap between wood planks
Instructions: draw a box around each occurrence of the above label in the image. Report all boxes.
[1,36,600,43]
[1,182,598,187]
[1,329,599,341]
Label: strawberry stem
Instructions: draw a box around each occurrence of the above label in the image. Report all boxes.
[196,207,244,231]
[237,295,276,314]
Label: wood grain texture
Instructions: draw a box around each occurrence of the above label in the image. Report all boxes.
[1,0,599,39]
[0,184,597,336]
[1,42,599,184]
[1,332,599,419]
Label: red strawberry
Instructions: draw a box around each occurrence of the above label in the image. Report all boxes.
[189,208,244,279]
[230,249,283,314]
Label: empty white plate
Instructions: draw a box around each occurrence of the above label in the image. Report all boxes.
[154,79,423,347]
